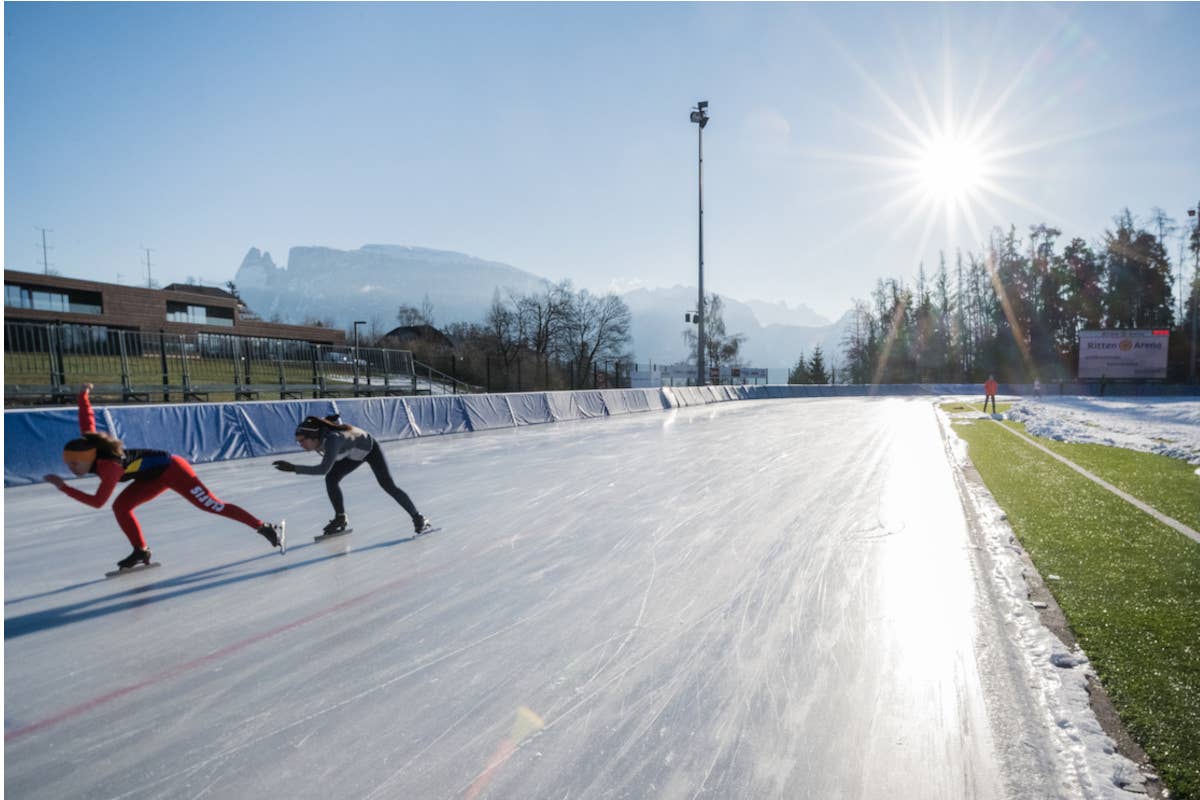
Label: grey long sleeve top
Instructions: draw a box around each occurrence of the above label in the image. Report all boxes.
[292,426,376,475]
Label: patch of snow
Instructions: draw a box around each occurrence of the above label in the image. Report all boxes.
[937,404,1150,799]
[1005,397,1200,465]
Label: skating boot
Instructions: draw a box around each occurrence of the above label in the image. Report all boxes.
[323,514,349,535]
[413,515,432,535]
[116,547,152,570]
[257,521,286,552]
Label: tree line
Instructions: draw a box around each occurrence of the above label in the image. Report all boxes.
[840,206,1200,384]
[389,281,634,392]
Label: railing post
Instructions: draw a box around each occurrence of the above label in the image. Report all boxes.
[118,331,133,400]
[159,329,170,403]
[312,347,322,398]
[231,335,241,389]
[277,341,286,399]
[243,338,253,388]
[49,322,65,396]
[181,335,194,399]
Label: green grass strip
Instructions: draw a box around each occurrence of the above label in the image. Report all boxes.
[942,406,1200,800]
[1001,423,1200,535]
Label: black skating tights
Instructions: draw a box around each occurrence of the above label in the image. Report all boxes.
[324,442,419,519]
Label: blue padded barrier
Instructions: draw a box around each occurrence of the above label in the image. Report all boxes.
[4,407,83,487]
[614,388,668,413]
[329,397,416,442]
[461,394,517,431]
[508,393,556,426]
[17,382,1153,486]
[237,400,341,458]
[573,391,608,418]
[406,395,471,437]
[544,392,583,421]
[666,387,691,406]
[598,390,630,415]
[102,403,253,465]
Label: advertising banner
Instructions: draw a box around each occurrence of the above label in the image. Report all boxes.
[1078,330,1169,379]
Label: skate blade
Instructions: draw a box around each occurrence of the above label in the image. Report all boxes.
[314,529,354,542]
[414,526,441,537]
[105,562,162,578]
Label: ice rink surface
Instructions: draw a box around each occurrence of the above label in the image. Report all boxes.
[6,397,1072,799]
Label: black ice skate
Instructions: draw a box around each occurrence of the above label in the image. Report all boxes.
[117,547,152,570]
[105,547,161,577]
[413,515,433,535]
[314,515,352,542]
[257,521,287,555]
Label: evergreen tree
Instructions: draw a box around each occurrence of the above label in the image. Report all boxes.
[808,345,829,384]
[788,351,810,384]
[931,254,955,380]
[1104,210,1175,328]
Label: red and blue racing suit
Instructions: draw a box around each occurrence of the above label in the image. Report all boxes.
[55,389,264,549]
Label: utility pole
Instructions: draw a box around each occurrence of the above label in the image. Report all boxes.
[1189,205,1198,383]
[35,227,53,274]
[144,247,156,288]
[689,100,710,386]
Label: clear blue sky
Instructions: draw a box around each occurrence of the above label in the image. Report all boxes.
[5,2,1199,322]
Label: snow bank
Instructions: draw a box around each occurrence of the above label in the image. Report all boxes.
[1005,396,1200,466]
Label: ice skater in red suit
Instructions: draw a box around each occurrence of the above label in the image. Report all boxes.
[42,384,285,571]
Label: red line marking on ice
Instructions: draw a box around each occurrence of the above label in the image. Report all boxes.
[5,573,412,743]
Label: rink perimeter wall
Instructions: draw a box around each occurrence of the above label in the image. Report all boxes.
[5,386,747,486]
[9,382,1196,486]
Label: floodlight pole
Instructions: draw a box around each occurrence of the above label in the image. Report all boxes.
[353,320,366,392]
[1190,206,1198,383]
[690,100,709,386]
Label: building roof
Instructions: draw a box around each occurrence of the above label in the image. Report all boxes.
[162,283,239,301]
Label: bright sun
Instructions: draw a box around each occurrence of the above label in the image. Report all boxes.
[915,134,986,201]
[813,40,1052,263]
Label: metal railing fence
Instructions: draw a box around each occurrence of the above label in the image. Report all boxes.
[3,321,466,406]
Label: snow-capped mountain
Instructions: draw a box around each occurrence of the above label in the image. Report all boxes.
[233,244,851,368]
[235,244,551,330]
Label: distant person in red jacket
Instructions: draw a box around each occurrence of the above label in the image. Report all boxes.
[42,384,285,571]
[983,375,998,414]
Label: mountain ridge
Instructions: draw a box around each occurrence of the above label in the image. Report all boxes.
[233,244,851,369]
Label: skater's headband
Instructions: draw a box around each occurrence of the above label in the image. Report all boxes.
[295,419,323,437]
[62,443,97,466]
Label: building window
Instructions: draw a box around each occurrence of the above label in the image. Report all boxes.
[166,301,234,327]
[4,283,102,315]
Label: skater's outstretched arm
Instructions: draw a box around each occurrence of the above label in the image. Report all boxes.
[77,383,96,434]
[44,459,123,507]
[277,435,351,475]
[276,447,336,475]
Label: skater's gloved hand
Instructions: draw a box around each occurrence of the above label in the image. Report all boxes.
[43,474,65,488]
[273,461,296,472]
